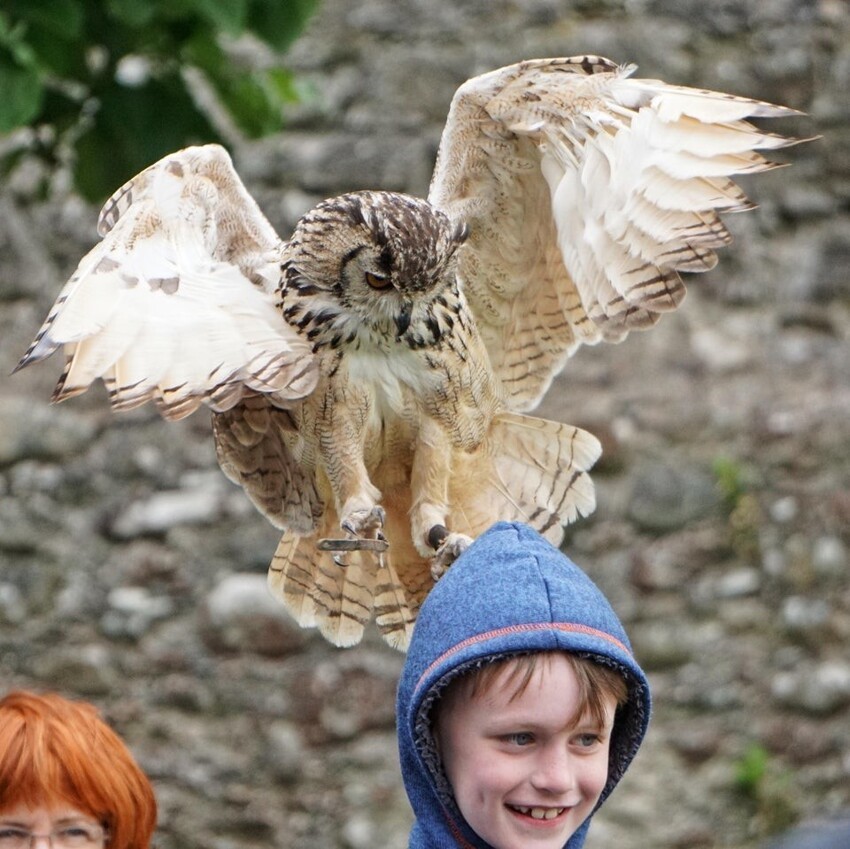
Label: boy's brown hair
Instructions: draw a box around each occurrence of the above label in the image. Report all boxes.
[435,651,629,730]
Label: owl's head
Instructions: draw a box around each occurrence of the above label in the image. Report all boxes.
[280,191,468,348]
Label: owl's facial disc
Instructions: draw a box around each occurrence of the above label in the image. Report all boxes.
[283,191,467,348]
[336,238,455,344]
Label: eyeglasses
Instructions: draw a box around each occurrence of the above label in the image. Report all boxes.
[0,825,106,849]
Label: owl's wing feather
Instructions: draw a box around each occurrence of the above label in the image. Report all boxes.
[448,411,601,546]
[17,144,318,420]
[212,394,322,533]
[429,56,805,411]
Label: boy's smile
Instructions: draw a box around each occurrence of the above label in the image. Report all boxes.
[436,653,617,849]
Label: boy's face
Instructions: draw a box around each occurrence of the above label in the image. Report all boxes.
[436,654,617,849]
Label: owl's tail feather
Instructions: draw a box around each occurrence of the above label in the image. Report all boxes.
[373,557,417,651]
[450,411,602,545]
[268,529,378,648]
[371,493,432,651]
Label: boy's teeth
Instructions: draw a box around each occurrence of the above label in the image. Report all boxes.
[513,806,564,820]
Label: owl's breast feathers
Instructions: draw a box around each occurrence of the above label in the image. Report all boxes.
[282,260,499,453]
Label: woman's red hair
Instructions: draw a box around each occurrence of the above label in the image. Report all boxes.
[0,691,156,849]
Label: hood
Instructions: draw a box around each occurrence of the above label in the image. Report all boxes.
[396,521,651,849]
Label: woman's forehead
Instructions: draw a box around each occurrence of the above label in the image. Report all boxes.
[0,803,95,822]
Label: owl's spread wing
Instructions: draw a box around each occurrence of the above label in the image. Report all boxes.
[429,56,804,411]
[17,144,318,420]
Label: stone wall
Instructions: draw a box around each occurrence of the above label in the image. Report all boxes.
[0,1,848,848]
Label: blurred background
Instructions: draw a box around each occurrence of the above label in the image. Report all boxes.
[0,1,848,847]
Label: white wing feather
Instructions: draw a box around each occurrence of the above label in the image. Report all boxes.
[17,145,318,420]
[429,56,807,411]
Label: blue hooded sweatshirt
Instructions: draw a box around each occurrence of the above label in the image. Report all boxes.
[396,521,651,849]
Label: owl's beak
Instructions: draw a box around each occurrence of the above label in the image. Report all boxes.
[395,301,412,338]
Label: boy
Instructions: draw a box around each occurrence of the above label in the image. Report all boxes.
[397,521,651,849]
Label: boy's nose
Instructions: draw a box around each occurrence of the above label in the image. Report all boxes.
[530,746,577,795]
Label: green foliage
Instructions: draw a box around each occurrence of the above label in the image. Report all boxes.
[713,455,763,563]
[733,743,798,836]
[735,742,770,797]
[0,0,318,201]
[713,455,748,511]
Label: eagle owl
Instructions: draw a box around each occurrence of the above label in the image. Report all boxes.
[18,56,804,650]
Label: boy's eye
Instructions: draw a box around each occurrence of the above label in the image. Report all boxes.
[574,732,603,748]
[504,732,535,746]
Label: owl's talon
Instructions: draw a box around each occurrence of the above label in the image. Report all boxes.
[427,524,449,550]
[341,505,386,539]
[430,532,473,581]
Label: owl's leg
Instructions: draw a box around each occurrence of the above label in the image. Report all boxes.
[317,386,386,551]
[410,417,472,579]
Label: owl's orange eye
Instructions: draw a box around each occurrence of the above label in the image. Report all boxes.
[365,271,391,290]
